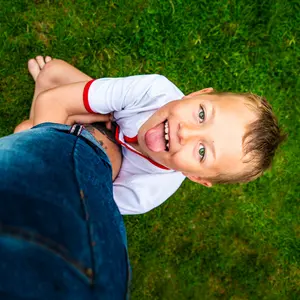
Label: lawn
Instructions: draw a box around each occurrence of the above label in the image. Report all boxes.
[0,0,299,299]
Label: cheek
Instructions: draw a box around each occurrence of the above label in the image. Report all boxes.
[173,108,188,120]
[169,149,198,172]
[169,102,190,117]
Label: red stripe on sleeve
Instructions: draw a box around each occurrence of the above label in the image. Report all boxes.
[83,79,96,113]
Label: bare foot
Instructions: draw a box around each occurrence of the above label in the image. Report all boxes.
[28,56,52,81]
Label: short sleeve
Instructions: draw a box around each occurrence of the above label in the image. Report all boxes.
[82,74,183,114]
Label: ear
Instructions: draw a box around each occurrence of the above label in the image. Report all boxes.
[184,87,214,99]
[183,173,213,187]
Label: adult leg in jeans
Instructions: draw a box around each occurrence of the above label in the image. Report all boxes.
[0,123,129,300]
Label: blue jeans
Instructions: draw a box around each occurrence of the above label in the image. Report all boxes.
[0,123,129,300]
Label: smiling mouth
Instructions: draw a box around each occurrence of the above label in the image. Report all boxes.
[164,120,170,151]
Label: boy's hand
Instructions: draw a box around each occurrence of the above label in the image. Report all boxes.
[105,118,113,130]
[66,113,112,126]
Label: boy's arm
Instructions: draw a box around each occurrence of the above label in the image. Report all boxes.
[33,74,183,127]
[83,74,184,114]
[33,81,111,126]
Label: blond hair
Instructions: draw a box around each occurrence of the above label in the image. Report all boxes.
[207,92,286,184]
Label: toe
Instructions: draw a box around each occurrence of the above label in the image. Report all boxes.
[36,56,45,69]
[45,56,52,63]
[28,59,40,81]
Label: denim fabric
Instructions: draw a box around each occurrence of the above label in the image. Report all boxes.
[0,123,129,300]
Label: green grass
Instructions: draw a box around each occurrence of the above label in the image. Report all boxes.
[0,0,299,299]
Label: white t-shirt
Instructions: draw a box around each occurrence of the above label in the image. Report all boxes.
[83,74,186,214]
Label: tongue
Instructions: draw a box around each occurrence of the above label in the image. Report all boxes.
[145,122,165,152]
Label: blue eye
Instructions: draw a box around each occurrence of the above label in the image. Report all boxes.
[198,106,205,123]
[199,145,205,161]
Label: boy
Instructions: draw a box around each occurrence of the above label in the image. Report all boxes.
[16,56,285,214]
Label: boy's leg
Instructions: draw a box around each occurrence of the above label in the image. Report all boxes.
[14,56,93,132]
[29,56,92,119]
[18,56,122,180]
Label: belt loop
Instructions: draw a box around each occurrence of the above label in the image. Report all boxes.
[69,124,84,136]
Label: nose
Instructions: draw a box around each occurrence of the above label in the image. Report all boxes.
[178,122,202,145]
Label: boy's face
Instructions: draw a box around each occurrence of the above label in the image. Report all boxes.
[138,89,257,187]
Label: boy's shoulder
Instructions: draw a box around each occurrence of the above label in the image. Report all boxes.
[138,74,180,92]
[138,74,184,103]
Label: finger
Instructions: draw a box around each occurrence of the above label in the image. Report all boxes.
[105,121,112,130]
[69,113,111,125]
[84,114,111,123]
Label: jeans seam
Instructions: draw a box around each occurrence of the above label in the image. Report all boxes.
[71,136,96,286]
[0,224,92,284]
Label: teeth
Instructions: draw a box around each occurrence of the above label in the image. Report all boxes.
[165,123,169,133]
[164,121,169,136]
[164,120,170,151]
